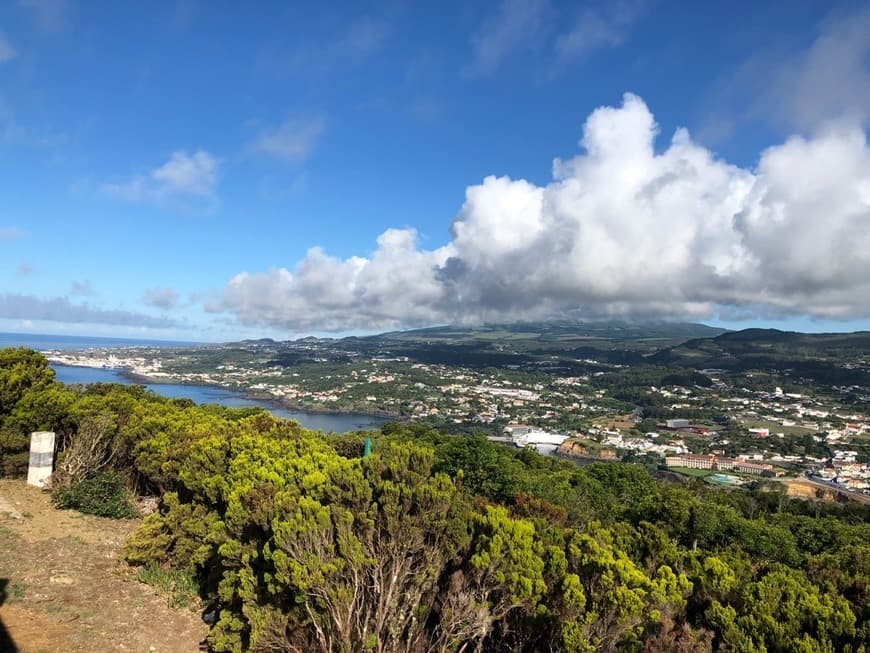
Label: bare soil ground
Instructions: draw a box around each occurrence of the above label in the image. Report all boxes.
[0,479,206,653]
[780,478,870,505]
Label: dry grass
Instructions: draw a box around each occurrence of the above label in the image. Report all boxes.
[0,479,206,652]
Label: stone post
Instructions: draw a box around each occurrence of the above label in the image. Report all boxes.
[26,431,55,488]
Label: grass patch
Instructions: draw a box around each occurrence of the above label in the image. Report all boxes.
[668,466,714,479]
[744,420,815,437]
[8,581,26,601]
[135,564,199,610]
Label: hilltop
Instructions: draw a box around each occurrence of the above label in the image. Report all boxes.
[651,328,870,385]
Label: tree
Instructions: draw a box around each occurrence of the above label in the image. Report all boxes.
[0,348,55,418]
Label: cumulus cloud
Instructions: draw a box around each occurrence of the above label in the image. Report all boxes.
[217,93,870,333]
[463,0,548,78]
[216,229,452,332]
[0,293,177,328]
[0,33,16,63]
[143,287,180,309]
[555,1,645,59]
[101,149,220,212]
[250,116,326,162]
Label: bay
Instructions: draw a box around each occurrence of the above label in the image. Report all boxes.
[4,331,390,433]
[51,364,389,433]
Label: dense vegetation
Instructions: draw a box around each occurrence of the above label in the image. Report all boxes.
[652,329,870,387]
[1,347,868,652]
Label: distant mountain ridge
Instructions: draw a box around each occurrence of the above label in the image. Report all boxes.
[654,328,870,363]
[225,324,870,385]
[236,321,732,369]
[372,320,729,343]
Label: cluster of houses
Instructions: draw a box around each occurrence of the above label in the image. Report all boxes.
[664,453,780,477]
[812,451,870,492]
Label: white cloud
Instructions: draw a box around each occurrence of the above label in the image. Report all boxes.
[151,150,218,197]
[462,0,548,78]
[250,116,326,162]
[143,287,180,309]
[217,229,452,332]
[217,93,870,333]
[555,0,645,59]
[0,33,16,63]
[101,149,220,212]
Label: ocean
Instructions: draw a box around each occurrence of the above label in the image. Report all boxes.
[0,332,198,351]
[50,364,388,433]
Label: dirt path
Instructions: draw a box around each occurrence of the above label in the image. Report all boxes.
[0,480,206,652]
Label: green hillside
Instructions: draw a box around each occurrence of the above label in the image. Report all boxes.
[652,329,870,385]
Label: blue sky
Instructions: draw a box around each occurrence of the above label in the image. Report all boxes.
[1,0,869,342]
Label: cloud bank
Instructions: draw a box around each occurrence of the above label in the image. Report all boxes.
[143,287,180,309]
[218,94,870,333]
[0,293,177,328]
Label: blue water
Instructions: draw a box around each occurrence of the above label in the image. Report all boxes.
[709,474,741,485]
[0,332,198,351]
[51,364,389,434]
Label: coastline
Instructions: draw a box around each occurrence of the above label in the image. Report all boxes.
[117,368,404,421]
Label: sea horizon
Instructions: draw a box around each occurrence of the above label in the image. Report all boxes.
[0,331,202,351]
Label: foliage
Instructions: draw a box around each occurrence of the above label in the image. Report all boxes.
[0,429,30,477]
[0,347,56,416]
[1,348,868,651]
[135,563,200,609]
[52,470,137,519]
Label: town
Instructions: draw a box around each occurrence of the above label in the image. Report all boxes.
[44,323,870,499]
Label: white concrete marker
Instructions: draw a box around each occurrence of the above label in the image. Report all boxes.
[26,431,55,488]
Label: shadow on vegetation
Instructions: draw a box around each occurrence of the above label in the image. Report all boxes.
[0,578,18,652]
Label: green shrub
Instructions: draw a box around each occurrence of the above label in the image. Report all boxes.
[0,430,29,478]
[135,563,200,609]
[52,471,137,519]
